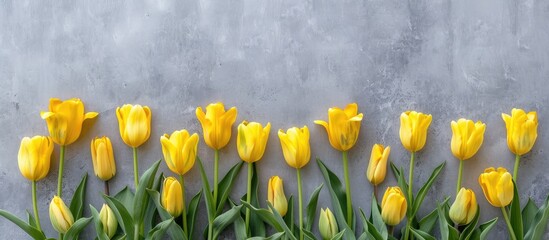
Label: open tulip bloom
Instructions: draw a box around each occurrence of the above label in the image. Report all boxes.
[502,108,538,181]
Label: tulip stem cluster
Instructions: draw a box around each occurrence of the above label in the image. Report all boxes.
[245,162,253,235]
[133,147,139,188]
[213,150,219,206]
[296,168,304,240]
[179,174,188,236]
[342,151,352,226]
[513,154,520,181]
[456,160,464,195]
[501,207,517,240]
[31,180,41,231]
[56,146,66,197]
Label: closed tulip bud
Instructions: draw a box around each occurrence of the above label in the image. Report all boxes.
[237,121,271,163]
[196,102,238,150]
[314,103,363,151]
[40,98,98,146]
[478,167,514,207]
[90,137,116,181]
[399,111,432,152]
[49,196,74,234]
[18,136,54,181]
[449,188,478,225]
[451,119,486,160]
[502,108,538,156]
[162,177,183,217]
[366,144,390,186]
[116,104,152,148]
[381,187,407,226]
[267,176,287,217]
[278,126,311,169]
[160,130,199,176]
[99,204,118,238]
[319,208,338,240]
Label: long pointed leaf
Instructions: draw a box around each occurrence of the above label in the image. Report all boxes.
[410,228,436,240]
[216,161,243,215]
[370,195,388,239]
[359,209,382,240]
[509,180,524,240]
[133,160,161,226]
[412,162,445,217]
[524,194,549,240]
[146,189,186,240]
[250,162,266,237]
[522,198,538,232]
[197,157,215,221]
[89,205,109,240]
[63,217,92,240]
[146,218,174,240]
[305,184,323,231]
[103,195,134,240]
[0,210,46,240]
[212,205,243,239]
[187,190,202,239]
[69,174,88,219]
[114,187,134,214]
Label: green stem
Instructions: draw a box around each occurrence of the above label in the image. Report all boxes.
[374,185,378,203]
[342,151,352,226]
[404,219,411,240]
[408,152,415,201]
[213,150,219,208]
[133,147,139,188]
[179,175,188,237]
[245,162,253,236]
[388,225,394,236]
[456,160,464,195]
[134,222,140,240]
[513,154,520,182]
[31,180,41,231]
[297,168,304,240]
[57,145,65,197]
[501,207,517,240]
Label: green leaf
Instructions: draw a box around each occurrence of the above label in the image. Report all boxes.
[89,205,110,240]
[26,210,37,229]
[410,228,436,240]
[412,162,445,217]
[233,212,247,240]
[0,210,46,240]
[247,232,285,240]
[146,189,186,240]
[419,204,440,234]
[216,161,244,216]
[250,163,266,237]
[369,195,388,239]
[509,180,524,240]
[525,194,549,240]
[197,157,215,221]
[390,162,411,216]
[266,203,298,240]
[241,201,297,240]
[302,229,316,240]
[284,196,295,235]
[103,195,134,240]
[69,174,88,219]
[133,160,161,228]
[474,218,498,240]
[212,205,243,239]
[305,184,323,231]
[144,173,164,233]
[63,217,92,240]
[437,201,459,240]
[114,187,135,214]
[459,204,479,240]
[187,190,202,239]
[331,229,346,240]
[522,198,538,233]
[146,218,173,240]
[358,209,382,240]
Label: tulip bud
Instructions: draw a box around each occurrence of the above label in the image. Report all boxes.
[116,104,152,148]
[161,177,183,217]
[478,167,514,207]
[40,98,98,146]
[278,126,311,169]
[90,137,116,181]
[502,108,538,156]
[160,130,199,176]
[314,103,363,151]
[366,144,390,185]
[99,204,118,238]
[381,187,407,226]
[319,208,338,240]
[237,121,271,163]
[196,102,238,150]
[267,176,287,217]
[449,188,478,225]
[399,111,432,152]
[451,119,486,160]
[18,136,54,181]
[49,196,74,234]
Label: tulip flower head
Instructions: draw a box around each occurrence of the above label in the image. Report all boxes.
[366,144,390,186]
[399,111,432,152]
[314,103,363,151]
[116,104,152,148]
[268,176,288,217]
[278,126,311,169]
[319,208,338,240]
[49,196,74,234]
[478,167,514,207]
[196,102,238,150]
[99,204,118,238]
[381,187,407,226]
[160,130,199,176]
[90,136,116,181]
[162,177,183,217]
[502,108,538,156]
[451,119,486,160]
[449,188,478,225]
[237,121,271,163]
[18,136,54,181]
[40,98,98,146]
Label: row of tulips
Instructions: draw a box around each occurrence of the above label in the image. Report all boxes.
[2,99,549,240]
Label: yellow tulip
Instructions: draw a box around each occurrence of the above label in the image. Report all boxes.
[314,103,363,151]
[449,188,478,225]
[116,104,152,148]
[162,177,183,217]
[40,98,98,146]
[160,130,199,175]
[99,204,118,238]
[18,136,54,181]
[381,187,407,226]
[278,126,311,169]
[196,102,238,150]
[399,111,432,152]
[319,208,338,240]
[268,176,288,217]
[90,137,116,181]
[49,196,74,234]
[451,119,486,160]
[478,167,514,207]
[237,121,271,163]
[502,108,538,155]
[366,144,390,186]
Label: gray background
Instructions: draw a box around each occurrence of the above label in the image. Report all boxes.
[1,0,549,239]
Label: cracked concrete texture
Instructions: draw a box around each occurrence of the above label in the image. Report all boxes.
[1,0,549,238]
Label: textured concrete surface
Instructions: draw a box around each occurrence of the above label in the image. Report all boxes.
[1,0,549,239]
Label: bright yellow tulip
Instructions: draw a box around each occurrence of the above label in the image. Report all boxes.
[90,137,116,181]
[116,104,152,148]
[99,204,118,238]
[449,188,478,225]
[196,102,238,150]
[319,208,338,240]
[161,177,183,217]
[40,98,98,146]
[478,167,514,207]
[366,144,390,186]
[160,130,199,175]
[49,196,74,234]
[314,103,363,151]
[18,136,54,181]
[381,187,407,226]
[502,108,538,155]
[399,111,432,152]
[278,126,311,169]
[268,176,288,217]
[451,119,486,160]
[237,121,271,163]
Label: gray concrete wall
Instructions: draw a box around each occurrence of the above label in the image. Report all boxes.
[1,0,549,239]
